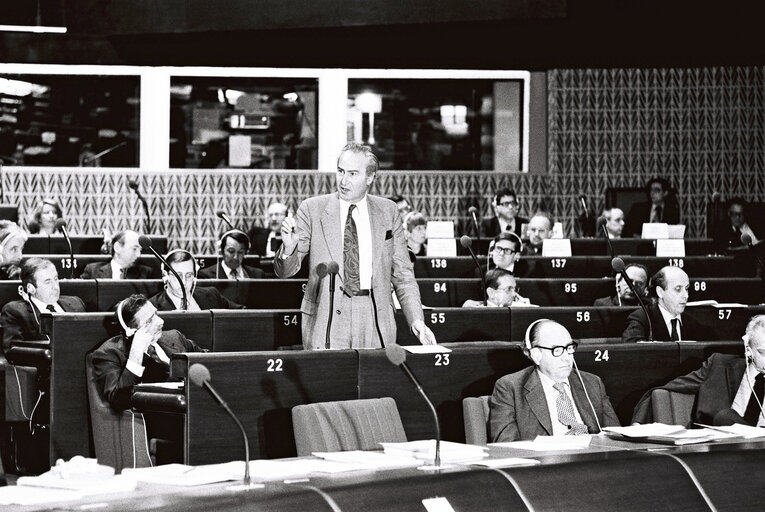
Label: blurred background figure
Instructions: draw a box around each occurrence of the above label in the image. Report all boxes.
[482,187,527,239]
[28,198,63,235]
[712,197,762,253]
[0,221,27,280]
[249,202,289,257]
[522,211,554,255]
[405,212,428,257]
[597,207,624,239]
[389,195,411,218]
[624,177,680,237]
[593,263,649,306]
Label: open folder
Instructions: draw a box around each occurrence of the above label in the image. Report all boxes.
[602,423,739,445]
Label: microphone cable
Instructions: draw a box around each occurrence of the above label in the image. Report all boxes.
[572,357,603,434]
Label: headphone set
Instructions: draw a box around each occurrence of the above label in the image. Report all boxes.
[487,232,524,270]
[117,298,137,337]
[524,318,549,355]
[219,229,251,253]
[162,249,198,296]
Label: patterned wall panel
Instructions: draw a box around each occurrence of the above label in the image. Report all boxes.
[3,65,763,252]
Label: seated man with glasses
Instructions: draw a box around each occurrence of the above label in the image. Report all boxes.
[481,232,526,277]
[522,211,555,256]
[148,250,244,311]
[480,187,528,239]
[489,319,620,442]
[463,269,533,307]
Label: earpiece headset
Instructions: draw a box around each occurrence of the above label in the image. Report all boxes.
[219,229,251,253]
[487,232,524,270]
[162,249,198,297]
[117,299,137,337]
[524,318,550,353]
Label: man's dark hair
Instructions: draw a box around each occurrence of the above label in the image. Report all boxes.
[111,231,127,256]
[163,249,196,274]
[388,195,405,204]
[221,230,250,252]
[120,294,149,330]
[493,232,522,252]
[726,197,747,210]
[21,257,55,290]
[494,187,517,205]
[623,263,649,282]
[646,177,671,195]
[486,268,514,290]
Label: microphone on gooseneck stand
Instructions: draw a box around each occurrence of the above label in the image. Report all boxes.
[612,257,653,342]
[55,219,75,279]
[460,236,487,306]
[385,344,442,470]
[577,195,595,237]
[571,358,603,434]
[315,263,331,349]
[128,179,152,234]
[468,206,481,244]
[189,364,252,488]
[139,236,188,310]
[602,224,615,259]
[216,210,236,230]
[324,262,340,350]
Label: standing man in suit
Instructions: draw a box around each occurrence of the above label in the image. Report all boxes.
[490,319,619,442]
[275,142,436,350]
[621,265,702,342]
[198,230,265,279]
[2,258,86,351]
[248,202,289,257]
[593,263,649,307]
[624,177,680,237]
[481,187,528,239]
[80,230,153,279]
[148,250,243,311]
[633,314,765,426]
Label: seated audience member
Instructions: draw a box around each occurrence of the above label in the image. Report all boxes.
[405,212,428,257]
[489,319,619,442]
[0,220,27,280]
[633,314,765,427]
[522,211,554,255]
[28,198,63,235]
[621,266,702,342]
[481,187,528,239]
[712,197,761,253]
[248,201,289,257]
[462,269,533,307]
[597,207,625,239]
[91,294,205,411]
[80,230,152,279]
[388,194,412,217]
[486,232,523,275]
[198,230,265,279]
[593,263,649,307]
[623,177,680,237]
[148,250,243,311]
[2,258,87,352]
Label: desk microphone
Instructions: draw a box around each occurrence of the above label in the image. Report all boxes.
[385,344,442,470]
[128,179,152,233]
[602,224,615,259]
[468,206,481,243]
[189,363,251,486]
[571,358,603,433]
[460,236,487,306]
[139,235,188,310]
[315,262,331,349]
[323,261,340,349]
[216,210,236,230]
[55,219,75,279]
[612,257,653,342]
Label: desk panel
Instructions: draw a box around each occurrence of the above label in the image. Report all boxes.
[413,256,478,278]
[238,279,305,309]
[0,279,98,311]
[358,344,526,443]
[513,255,739,278]
[684,305,765,341]
[395,307,510,343]
[96,279,164,311]
[38,254,162,280]
[212,310,302,351]
[174,351,359,464]
[510,307,633,341]
[572,238,714,256]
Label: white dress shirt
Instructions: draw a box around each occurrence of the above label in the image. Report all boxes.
[537,370,584,435]
[126,340,170,377]
[165,288,201,311]
[110,260,125,279]
[340,195,372,290]
[31,295,62,313]
[221,261,246,279]
[731,363,765,427]
[499,218,516,234]
[658,304,683,341]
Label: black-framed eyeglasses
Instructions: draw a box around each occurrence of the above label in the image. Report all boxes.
[533,342,578,357]
[493,247,517,256]
[498,201,518,208]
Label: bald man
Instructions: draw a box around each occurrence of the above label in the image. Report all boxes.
[621,266,703,342]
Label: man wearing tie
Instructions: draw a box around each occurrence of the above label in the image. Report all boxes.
[275,142,436,349]
[711,197,762,253]
[623,177,681,237]
[621,265,702,342]
[1,258,86,351]
[632,315,765,426]
[80,230,153,279]
[198,230,265,279]
[490,319,619,442]
[480,187,528,239]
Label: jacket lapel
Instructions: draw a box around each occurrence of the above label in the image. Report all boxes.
[726,358,747,402]
[320,194,343,275]
[569,373,597,432]
[524,370,553,435]
[367,196,385,278]
[97,263,111,279]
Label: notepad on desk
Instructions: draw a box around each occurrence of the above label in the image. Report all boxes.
[602,423,738,445]
[490,435,592,451]
[381,440,489,462]
[686,300,748,308]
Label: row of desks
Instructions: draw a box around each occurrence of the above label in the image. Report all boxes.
[28,253,755,280]
[2,276,763,312]
[22,235,167,255]
[38,304,747,466]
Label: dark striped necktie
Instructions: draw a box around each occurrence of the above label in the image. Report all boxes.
[343,204,360,295]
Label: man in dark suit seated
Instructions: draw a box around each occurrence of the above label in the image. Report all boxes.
[621,265,702,342]
[633,314,765,427]
[489,319,620,442]
[712,197,762,253]
[521,211,554,256]
[198,230,265,279]
[248,202,289,257]
[480,187,528,239]
[148,250,243,311]
[593,263,648,307]
[462,268,533,307]
[1,258,87,352]
[623,177,681,237]
[80,230,153,279]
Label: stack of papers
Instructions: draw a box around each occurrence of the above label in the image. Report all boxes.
[313,450,421,469]
[490,435,592,451]
[602,423,739,445]
[122,463,240,486]
[380,440,489,463]
[694,423,765,439]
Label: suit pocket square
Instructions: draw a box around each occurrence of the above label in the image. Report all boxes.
[385,230,393,240]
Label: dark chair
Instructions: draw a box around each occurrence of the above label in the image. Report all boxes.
[462,395,491,445]
[650,388,695,428]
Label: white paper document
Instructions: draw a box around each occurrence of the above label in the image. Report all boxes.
[313,450,421,469]
[603,423,686,437]
[695,423,765,439]
[122,463,240,486]
[469,457,541,468]
[491,435,592,451]
[403,344,452,354]
[381,440,489,462]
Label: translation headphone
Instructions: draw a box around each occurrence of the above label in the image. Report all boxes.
[524,318,551,352]
[117,299,137,337]
[162,249,198,297]
[219,229,251,253]
[487,232,524,269]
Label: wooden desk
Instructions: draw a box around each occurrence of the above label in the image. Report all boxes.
[25,235,167,255]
